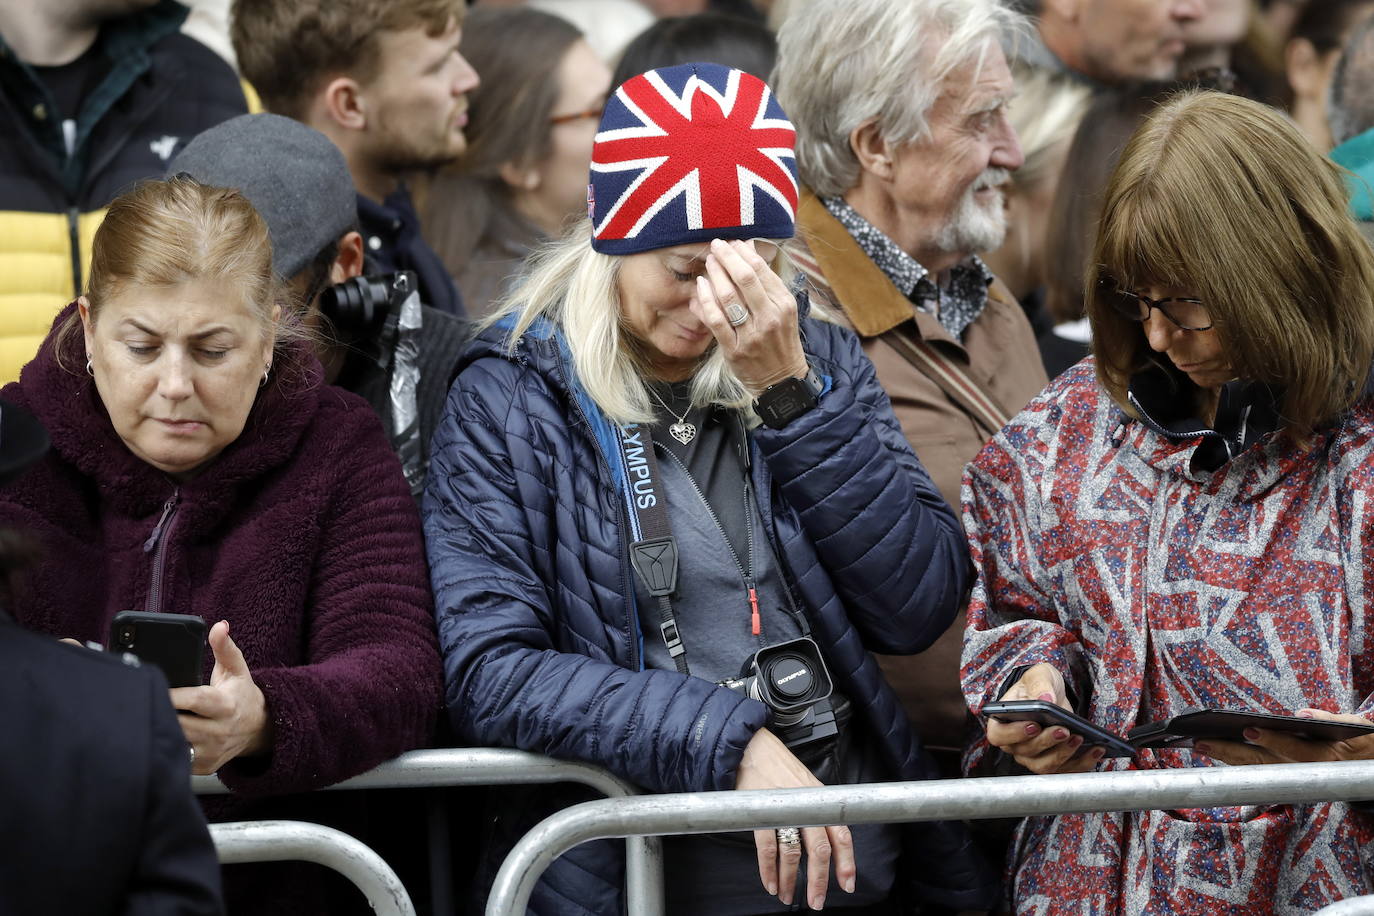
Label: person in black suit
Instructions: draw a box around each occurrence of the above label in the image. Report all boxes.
[0,399,223,916]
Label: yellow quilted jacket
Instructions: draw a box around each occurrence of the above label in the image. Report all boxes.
[0,0,249,382]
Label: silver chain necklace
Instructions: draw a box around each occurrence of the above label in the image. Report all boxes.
[648,386,697,445]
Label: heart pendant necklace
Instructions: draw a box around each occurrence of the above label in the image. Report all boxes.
[649,386,697,445]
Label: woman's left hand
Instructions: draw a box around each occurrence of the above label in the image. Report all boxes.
[169,620,272,775]
[1195,709,1374,765]
[690,238,809,398]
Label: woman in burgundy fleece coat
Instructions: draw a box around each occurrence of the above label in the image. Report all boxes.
[0,177,442,914]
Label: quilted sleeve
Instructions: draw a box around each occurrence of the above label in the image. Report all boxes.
[751,321,969,655]
[424,356,768,794]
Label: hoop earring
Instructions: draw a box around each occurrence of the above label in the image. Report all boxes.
[85,356,94,378]
[260,363,271,388]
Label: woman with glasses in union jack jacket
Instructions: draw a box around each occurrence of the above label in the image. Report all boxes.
[424,62,996,915]
[966,91,1374,913]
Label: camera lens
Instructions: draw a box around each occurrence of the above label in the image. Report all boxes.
[318,275,392,337]
[765,654,813,701]
[117,625,135,647]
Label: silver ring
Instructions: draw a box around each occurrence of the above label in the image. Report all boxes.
[188,745,196,767]
[725,303,749,327]
[776,827,801,847]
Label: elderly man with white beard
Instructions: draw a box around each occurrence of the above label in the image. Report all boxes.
[774,0,1049,776]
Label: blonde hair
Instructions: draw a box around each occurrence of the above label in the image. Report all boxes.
[54,176,303,367]
[1007,65,1089,193]
[1090,91,1374,435]
[487,220,795,425]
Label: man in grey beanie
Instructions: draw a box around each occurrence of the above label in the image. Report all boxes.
[170,112,468,496]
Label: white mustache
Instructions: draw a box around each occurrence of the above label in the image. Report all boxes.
[973,168,1012,192]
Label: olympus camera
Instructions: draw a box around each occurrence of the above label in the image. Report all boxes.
[719,637,839,749]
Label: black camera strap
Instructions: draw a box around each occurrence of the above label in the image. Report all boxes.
[616,423,689,675]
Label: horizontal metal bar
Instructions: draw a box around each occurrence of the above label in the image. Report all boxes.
[1317,898,1374,915]
[211,820,415,916]
[192,748,640,798]
[487,760,1374,916]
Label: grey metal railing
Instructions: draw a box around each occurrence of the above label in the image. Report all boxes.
[211,820,415,916]
[192,748,640,799]
[1317,897,1374,915]
[487,759,1374,916]
[194,748,663,915]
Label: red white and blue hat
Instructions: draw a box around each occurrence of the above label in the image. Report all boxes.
[589,62,798,255]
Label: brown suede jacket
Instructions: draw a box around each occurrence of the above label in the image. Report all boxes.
[793,189,1048,752]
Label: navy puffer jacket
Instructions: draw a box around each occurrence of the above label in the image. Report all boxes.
[424,311,997,913]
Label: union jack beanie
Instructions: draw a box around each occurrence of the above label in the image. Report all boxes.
[589,62,798,255]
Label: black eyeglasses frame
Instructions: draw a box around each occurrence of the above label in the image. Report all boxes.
[1100,279,1213,332]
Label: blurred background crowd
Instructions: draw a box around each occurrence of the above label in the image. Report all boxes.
[5,0,1374,914]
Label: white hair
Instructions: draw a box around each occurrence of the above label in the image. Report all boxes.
[773,0,1027,198]
[484,220,800,426]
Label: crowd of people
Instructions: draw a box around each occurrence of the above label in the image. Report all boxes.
[3,0,1374,913]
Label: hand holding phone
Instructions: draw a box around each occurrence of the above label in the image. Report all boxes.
[983,701,1136,758]
[1184,708,1374,767]
[169,620,272,776]
[983,663,1108,774]
[108,611,206,688]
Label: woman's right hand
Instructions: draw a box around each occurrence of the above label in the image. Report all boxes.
[984,662,1104,774]
[734,728,856,911]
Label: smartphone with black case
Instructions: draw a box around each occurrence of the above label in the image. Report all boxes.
[108,611,206,688]
[982,699,1138,758]
[1128,709,1374,749]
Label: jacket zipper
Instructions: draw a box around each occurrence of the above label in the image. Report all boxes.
[656,442,762,642]
[66,206,82,295]
[746,432,811,633]
[143,490,180,615]
[1125,395,1241,462]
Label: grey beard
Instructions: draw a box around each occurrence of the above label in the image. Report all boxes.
[931,174,1010,257]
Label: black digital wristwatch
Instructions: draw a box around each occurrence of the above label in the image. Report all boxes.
[754,365,824,429]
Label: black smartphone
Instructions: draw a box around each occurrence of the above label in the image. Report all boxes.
[1128,709,1374,749]
[108,611,206,688]
[982,699,1138,758]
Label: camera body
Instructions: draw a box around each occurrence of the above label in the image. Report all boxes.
[318,270,415,342]
[719,636,839,749]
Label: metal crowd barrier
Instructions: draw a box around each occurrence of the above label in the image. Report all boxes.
[487,759,1374,916]
[194,748,664,915]
[211,820,415,916]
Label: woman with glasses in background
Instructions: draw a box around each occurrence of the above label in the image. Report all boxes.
[423,6,612,319]
[962,90,1374,912]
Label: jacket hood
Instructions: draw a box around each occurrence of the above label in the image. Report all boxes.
[13,302,323,521]
[464,316,561,388]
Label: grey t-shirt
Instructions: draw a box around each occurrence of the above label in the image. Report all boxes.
[637,382,802,683]
[635,384,899,913]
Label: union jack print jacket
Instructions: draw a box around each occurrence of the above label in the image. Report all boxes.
[961,359,1374,914]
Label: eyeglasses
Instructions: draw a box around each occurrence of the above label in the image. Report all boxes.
[1099,277,1213,331]
[549,105,604,126]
